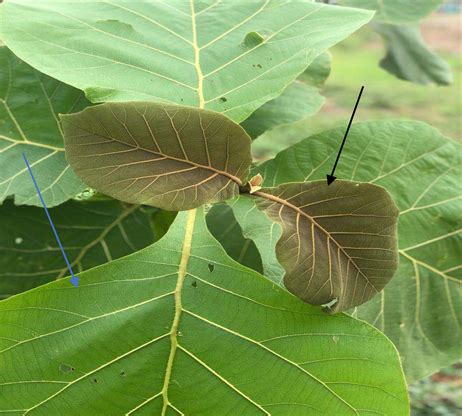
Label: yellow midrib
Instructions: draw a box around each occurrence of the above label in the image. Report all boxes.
[161,208,197,415]
[161,3,203,412]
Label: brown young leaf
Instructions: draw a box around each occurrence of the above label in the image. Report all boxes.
[61,102,252,210]
[254,180,399,313]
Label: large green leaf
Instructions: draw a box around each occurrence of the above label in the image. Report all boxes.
[61,102,252,211]
[375,23,453,86]
[253,181,399,313]
[0,199,153,299]
[0,0,372,122]
[0,46,88,207]
[0,208,409,414]
[253,120,462,381]
[240,52,331,139]
[339,0,442,24]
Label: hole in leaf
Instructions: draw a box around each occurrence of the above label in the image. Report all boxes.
[91,378,98,384]
[191,281,197,288]
[120,370,126,377]
[219,97,227,102]
[208,263,215,272]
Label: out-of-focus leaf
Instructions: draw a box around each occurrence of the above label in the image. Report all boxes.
[0,208,409,414]
[298,51,332,87]
[0,199,153,298]
[375,23,453,86]
[339,0,442,24]
[0,46,88,207]
[0,0,372,122]
[61,102,252,211]
[254,181,399,313]
[254,120,462,381]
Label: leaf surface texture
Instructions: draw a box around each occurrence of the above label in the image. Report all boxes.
[0,209,409,414]
[62,102,252,210]
[0,46,88,207]
[0,199,153,298]
[0,0,372,121]
[254,120,462,380]
[255,181,399,313]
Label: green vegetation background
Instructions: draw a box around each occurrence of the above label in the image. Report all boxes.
[254,14,461,161]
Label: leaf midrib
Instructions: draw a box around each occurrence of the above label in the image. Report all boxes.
[65,119,244,186]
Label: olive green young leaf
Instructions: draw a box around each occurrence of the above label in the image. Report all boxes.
[253,181,399,313]
[0,46,88,207]
[61,102,252,211]
[375,23,453,86]
[0,199,154,299]
[253,120,462,381]
[0,0,372,122]
[0,208,409,415]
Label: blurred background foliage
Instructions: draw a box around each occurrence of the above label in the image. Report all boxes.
[253,7,461,160]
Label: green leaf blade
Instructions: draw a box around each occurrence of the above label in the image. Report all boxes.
[61,102,252,211]
[0,199,154,298]
[0,0,373,121]
[0,208,409,414]
[0,46,89,207]
[254,120,462,380]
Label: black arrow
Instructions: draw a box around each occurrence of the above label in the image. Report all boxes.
[326,85,364,185]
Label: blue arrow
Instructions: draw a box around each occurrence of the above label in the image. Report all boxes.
[22,152,79,287]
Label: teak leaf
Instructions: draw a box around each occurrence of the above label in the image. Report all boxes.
[0,0,372,121]
[339,0,442,24]
[254,120,461,381]
[61,102,252,211]
[0,199,154,299]
[375,23,453,86]
[254,181,399,313]
[0,209,409,414]
[0,46,88,207]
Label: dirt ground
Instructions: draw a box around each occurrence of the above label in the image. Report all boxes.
[422,14,461,52]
